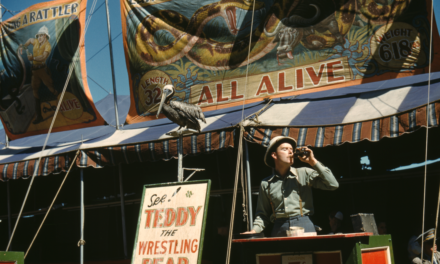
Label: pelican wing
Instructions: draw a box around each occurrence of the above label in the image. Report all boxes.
[170,101,206,123]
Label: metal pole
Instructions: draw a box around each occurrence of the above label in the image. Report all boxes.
[244,141,253,230]
[80,169,84,264]
[118,165,128,258]
[5,135,9,148]
[178,133,183,182]
[7,181,12,241]
[104,0,120,129]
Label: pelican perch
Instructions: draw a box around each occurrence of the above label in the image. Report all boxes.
[156,85,206,132]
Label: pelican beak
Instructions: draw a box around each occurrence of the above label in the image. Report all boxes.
[156,88,171,118]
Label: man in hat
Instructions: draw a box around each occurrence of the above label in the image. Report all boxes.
[412,228,440,264]
[21,25,58,124]
[242,136,339,237]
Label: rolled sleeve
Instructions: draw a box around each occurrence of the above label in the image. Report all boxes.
[308,162,339,190]
[252,182,272,233]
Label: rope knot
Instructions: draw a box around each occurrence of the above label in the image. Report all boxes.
[78,240,86,247]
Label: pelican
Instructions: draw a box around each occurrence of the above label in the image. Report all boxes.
[154,84,206,132]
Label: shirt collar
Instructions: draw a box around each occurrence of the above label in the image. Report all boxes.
[268,167,298,182]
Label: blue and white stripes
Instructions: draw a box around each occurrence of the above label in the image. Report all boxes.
[352,122,362,143]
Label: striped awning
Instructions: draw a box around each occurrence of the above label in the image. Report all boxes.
[0,153,74,181]
[0,101,266,180]
[244,74,440,147]
[76,129,236,168]
[245,102,439,147]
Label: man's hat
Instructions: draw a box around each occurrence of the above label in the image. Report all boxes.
[416,228,437,243]
[36,26,50,39]
[264,136,297,168]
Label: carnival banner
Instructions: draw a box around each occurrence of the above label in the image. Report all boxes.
[121,0,440,124]
[0,0,105,140]
[132,180,211,264]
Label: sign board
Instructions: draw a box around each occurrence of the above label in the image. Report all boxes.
[282,254,313,264]
[0,251,24,264]
[132,180,211,264]
[0,0,105,140]
[120,0,440,124]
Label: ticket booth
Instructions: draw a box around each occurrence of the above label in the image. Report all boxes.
[232,233,394,264]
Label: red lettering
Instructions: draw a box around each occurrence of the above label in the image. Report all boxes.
[176,207,188,227]
[149,78,155,85]
[163,208,176,228]
[60,103,66,112]
[154,241,160,255]
[139,241,147,255]
[145,210,155,228]
[74,99,80,109]
[231,80,243,100]
[168,240,175,254]
[306,64,326,86]
[296,69,304,89]
[174,240,180,254]
[166,258,174,264]
[197,86,214,105]
[143,259,152,264]
[160,241,167,254]
[188,206,202,226]
[177,258,189,264]
[327,61,345,83]
[191,239,198,253]
[163,78,168,85]
[180,239,184,253]
[67,100,74,109]
[147,241,154,255]
[256,75,275,96]
[184,239,191,253]
[153,209,164,228]
[153,258,163,264]
[63,101,70,111]
[278,72,293,91]
[216,83,229,102]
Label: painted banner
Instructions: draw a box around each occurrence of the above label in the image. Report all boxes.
[133,180,211,264]
[0,0,105,140]
[121,0,440,124]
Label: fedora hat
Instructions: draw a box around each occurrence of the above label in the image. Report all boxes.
[264,136,297,168]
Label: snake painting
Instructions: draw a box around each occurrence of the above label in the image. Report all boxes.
[135,0,412,70]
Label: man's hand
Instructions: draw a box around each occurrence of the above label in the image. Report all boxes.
[240,230,256,235]
[298,147,317,166]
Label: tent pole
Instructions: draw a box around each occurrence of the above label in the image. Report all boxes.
[118,165,128,258]
[104,0,120,129]
[244,141,253,230]
[7,180,12,241]
[5,135,9,148]
[80,169,84,264]
[178,133,183,182]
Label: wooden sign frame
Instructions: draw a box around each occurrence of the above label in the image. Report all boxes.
[131,180,211,264]
[0,251,24,264]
